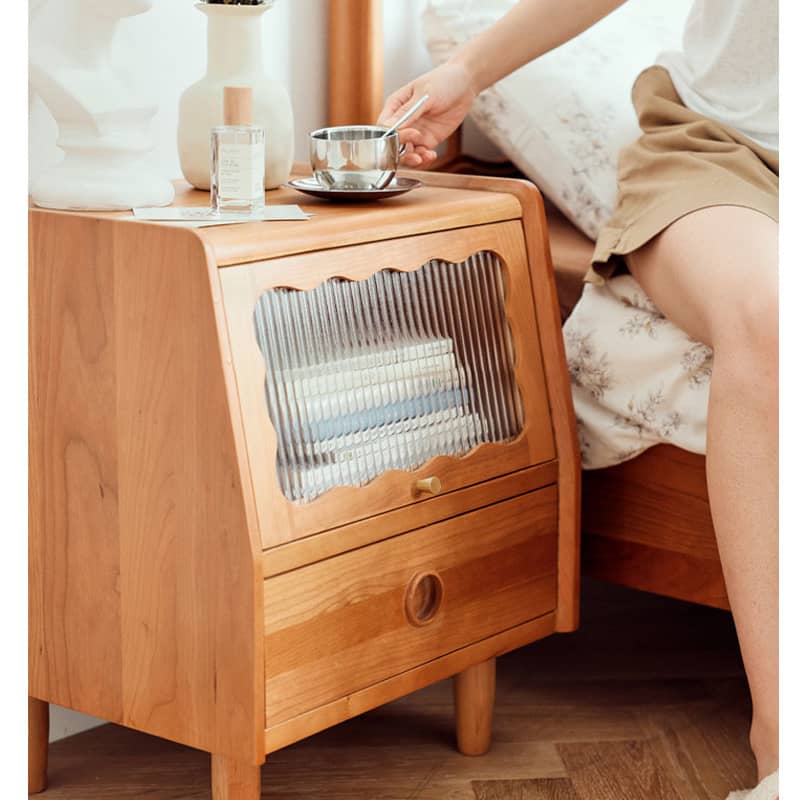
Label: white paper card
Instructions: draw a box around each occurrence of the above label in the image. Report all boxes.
[131,205,310,226]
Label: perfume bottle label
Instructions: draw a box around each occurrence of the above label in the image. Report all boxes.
[218,142,265,200]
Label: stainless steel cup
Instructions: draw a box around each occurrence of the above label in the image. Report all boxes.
[309,126,400,190]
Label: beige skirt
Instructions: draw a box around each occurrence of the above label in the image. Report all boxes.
[589,65,779,282]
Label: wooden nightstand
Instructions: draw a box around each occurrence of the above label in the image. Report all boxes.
[29,171,580,799]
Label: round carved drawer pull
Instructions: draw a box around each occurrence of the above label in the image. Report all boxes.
[415,476,442,496]
[404,571,444,627]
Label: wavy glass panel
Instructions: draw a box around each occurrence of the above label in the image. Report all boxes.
[253,252,524,503]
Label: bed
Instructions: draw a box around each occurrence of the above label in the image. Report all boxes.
[328,0,728,610]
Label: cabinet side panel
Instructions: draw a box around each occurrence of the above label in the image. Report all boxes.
[112,222,263,763]
[29,213,123,720]
[518,192,582,632]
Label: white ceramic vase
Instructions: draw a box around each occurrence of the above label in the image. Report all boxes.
[178,1,294,191]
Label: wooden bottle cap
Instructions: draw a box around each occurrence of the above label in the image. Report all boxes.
[223,86,254,126]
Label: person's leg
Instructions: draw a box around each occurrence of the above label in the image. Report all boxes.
[625,205,778,780]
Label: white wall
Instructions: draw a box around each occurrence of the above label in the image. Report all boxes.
[383,0,431,98]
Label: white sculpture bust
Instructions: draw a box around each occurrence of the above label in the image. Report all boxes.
[29,0,175,210]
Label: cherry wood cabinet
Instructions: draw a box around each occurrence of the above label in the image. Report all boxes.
[28,172,579,799]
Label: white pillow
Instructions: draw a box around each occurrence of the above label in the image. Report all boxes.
[422,0,691,239]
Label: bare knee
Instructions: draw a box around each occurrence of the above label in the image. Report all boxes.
[712,280,778,386]
[626,207,778,352]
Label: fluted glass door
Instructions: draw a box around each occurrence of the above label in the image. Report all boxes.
[253,252,524,503]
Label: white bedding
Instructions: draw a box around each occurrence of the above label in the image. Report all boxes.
[563,275,711,468]
[421,0,710,468]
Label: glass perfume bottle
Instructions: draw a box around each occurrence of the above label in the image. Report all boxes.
[210,86,266,215]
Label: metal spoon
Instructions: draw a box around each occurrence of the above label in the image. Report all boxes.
[382,94,430,138]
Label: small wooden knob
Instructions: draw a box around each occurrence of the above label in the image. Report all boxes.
[404,572,444,627]
[415,476,442,496]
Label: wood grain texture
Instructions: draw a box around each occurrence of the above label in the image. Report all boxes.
[583,446,716,559]
[556,740,684,800]
[263,462,558,577]
[454,659,496,756]
[328,0,383,127]
[199,179,523,267]
[220,221,556,548]
[542,204,595,321]
[263,614,556,755]
[113,221,265,762]
[583,536,728,610]
[472,780,580,800]
[264,489,558,726]
[432,148,528,181]
[29,211,265,763]
[211,754,262,800]
[29,697,49,794]
[582,445,727,609]
[638,698,757,799]
[34,179,522,269]
[29,214,124,720]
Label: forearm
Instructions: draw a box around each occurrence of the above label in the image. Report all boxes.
[452,0,628,93]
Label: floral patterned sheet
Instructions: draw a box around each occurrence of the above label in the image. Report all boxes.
[564,275,711,468]
[422,0,709,469]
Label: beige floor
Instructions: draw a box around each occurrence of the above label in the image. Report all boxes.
[37,579,756,799]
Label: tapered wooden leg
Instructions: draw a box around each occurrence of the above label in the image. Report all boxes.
[211,754,262,800]
[453,657,496,756]
[29,697,49,794]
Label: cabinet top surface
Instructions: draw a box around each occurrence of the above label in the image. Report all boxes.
[30,170,525,267]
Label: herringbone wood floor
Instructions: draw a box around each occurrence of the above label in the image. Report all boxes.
[37,579,756,799]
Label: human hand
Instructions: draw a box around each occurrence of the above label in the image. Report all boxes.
[377,60,477,168]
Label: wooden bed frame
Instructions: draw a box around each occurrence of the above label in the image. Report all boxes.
[329,0,728,611]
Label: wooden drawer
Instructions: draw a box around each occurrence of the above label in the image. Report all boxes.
[264,486,558,726]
